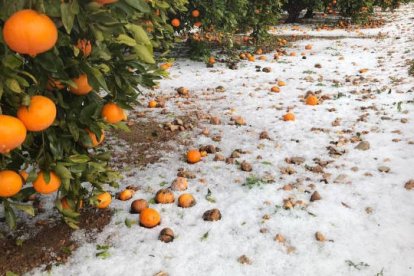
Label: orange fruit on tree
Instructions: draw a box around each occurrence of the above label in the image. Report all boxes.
[17,95,56,132]
[155,189,175,204]
[283,113,296,121]
[118,189,134,201]
[139,208,161,228]
[0,170,23,197]
[86,129,105,147]
[2,9,58,57]
[19,170,29,181]
[306,95,319,106]
[70,74,93,95]
[0,115,27,154]
[101,102,127,124]
[33,171,61,194]
[187,149,201,164]
[171,18,180,28]
[96,192,112,208]
[191,10,200,18]
[76,39,92,57]
[194,22,202,28]
[178,193,196,208]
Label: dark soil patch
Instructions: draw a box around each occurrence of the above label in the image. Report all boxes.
[0,208,111,275]
[112,117,195,169]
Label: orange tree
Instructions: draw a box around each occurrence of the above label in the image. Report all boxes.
[0,0,185,230]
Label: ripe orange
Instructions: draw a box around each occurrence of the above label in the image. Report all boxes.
[139,208,161,228]
[208,56,216,65]
[70,74,93,95]
[118,189,134,201]
[277,80,286,87]
[283,113,296,121]
[17,95,56,132]
[178,193,196,208]
[187,149,201,164]
[194,22,202,28]
[248,55,255,62]
[19,170,29,181]
[148,100,158,108]
[131,199,149,214]
[271,86,280,93]
[305,44,313,50]
[33,171,61,194]
[86,129,105,147]
[306,95,319,106]
[155,189,175,204]
[0,170,23,197]
[171,18,180,28]
[0,115,27,154]
[76,39,92,57]
[3,10,58,56]
[96,192,112,208]
[192,10,200,18]
[101,103,127,124]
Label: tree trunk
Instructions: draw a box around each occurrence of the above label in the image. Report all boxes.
[304,8,314,19]
[285,1,306,23]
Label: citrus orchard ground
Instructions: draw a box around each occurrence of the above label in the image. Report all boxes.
[6,4,414,276]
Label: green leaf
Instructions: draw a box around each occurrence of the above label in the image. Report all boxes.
[68,154,90,164]
[61,3,76,34]
[6,78,22,93]
[126,24,151,46]
[124,0,151,13]
[55,163,73,180]
[115,34,137,47]
[134,45,155,64]
[4,201,17,229]
[11,203,35,216]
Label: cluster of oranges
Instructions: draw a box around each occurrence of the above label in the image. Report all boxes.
[0,7,126,207]
[170,9,202,29]
[110,149,203,229]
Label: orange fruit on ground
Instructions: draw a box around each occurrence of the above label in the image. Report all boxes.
[306,95,319,106]
[139,208,161,228]
[0,170,23,197]
[305,44,313,50]
[94,0,118,4]
[33,171,61,195]
[239,53,246,59]
[283,113,296,121]
[187,149,201,164]
[271,86,280,93]
[277,80,286,87]
[178,193,196,208]
[208,56,216,65]
[70,74,93,95]
[148,100,158,108]
[118,189,134,201]
[46,78,65,90]
[255,48,263,55]
[191,10,200,17]
[0,115,27,154]
[290,52,297,56]
[155,189,175,204]
[171,18,180,28]
[101,103,127,124]
[17,95,56,132]
[130,199,149,214]
[96,192,112,208]
[76,39,92,57]
[248,56,255,62]
[2,10,58,56]
[86,129,105,147]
